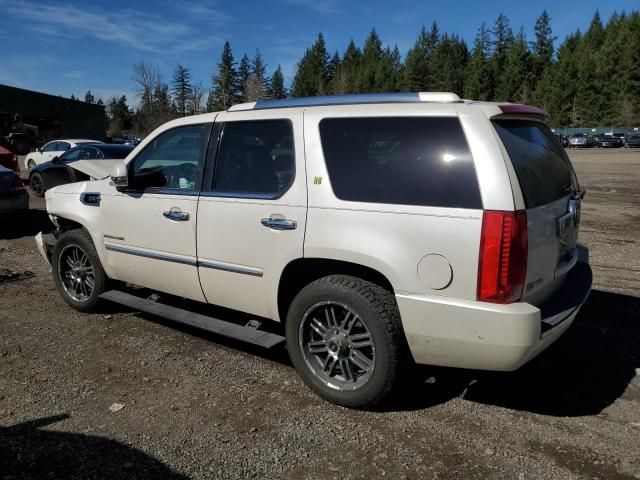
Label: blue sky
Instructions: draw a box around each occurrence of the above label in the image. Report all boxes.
[0,0,636,104]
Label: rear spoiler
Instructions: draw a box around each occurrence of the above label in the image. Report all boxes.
[495,104,549,120]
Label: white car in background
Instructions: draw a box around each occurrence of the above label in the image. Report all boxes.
[23,139,102,171]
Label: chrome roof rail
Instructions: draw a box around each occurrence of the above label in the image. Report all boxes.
[228,92,461,111]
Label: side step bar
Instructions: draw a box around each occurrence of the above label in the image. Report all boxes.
[99,290,286,349]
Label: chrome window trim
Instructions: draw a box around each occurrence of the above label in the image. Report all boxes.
[199,191,276,200]
[105,242,264,277]
[104,243,197,266]
[197,258,263,277]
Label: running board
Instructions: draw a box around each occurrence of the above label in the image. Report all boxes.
[99,290,285,349]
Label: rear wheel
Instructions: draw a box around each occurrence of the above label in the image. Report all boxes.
[52,229,108,312]
[29,172,45,197]
[286,275,409,409]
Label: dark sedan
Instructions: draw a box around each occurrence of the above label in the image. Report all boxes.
[627,134,640,148]
[0,165,29,215]
[29,144,134,197]
[597,135,623,148]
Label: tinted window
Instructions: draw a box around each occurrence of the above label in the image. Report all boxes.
[212,120,294,197]
[130,124,208,190]
[319,117,481,208]
[493,119,578,208]
[59,147,83,162]
[42,142,58,152]
[57,142,70,151]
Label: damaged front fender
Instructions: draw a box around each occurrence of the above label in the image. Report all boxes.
[35,232,53,266]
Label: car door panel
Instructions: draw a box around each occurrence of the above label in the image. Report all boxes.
[101,122,213,301]
[196,111,306,321]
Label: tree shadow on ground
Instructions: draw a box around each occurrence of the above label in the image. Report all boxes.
[393,289,640,416]
[0,414,189,479]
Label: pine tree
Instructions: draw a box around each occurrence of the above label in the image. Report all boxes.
[269,65,287,99]
[70,94,77,101]
[172,65,192,116]
[403,25,436,91]
[358,29,385,92]
[237,54,251,101]
[84,90,95,104]
[490,14,514,98]
[341,39,362,93]
[245,49,270,101]
[207,41,239,111]
[531,10,555,73]
[495,29,532,102]
[429,34,468,95]
[464,23,493,100]
[291,33,330,97]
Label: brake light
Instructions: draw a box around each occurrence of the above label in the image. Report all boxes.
[477,210,528,303]
[11,174,24,190]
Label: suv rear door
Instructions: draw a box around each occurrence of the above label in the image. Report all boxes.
[492,118,583,306]
[196,110,306,321]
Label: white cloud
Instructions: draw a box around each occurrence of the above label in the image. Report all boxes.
[286,0,340,15]
[0,0,228,54]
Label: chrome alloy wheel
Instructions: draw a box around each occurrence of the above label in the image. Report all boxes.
[298,301,376,391]
[58,244,96,302]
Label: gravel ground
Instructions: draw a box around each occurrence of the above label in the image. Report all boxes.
[1,148,639,479]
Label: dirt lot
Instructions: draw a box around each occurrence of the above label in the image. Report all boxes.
[1,149,639,479]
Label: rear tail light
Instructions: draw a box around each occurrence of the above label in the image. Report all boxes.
[11,174,24,190]
[477,210,528,304]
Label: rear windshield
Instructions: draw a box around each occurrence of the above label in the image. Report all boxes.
[492,119,578,208]
[319,117,482,209]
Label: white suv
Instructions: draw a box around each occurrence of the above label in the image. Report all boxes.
[36,92,592,408]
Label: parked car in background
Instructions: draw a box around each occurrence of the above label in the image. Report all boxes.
[0,145,19,171]
[36,92,591,408]
[626,134,640,148]
[28,144,134,197]
[612,132,627,146]
[554,133,569,147]
[596,135,623,148]
[569,133,594,148]
[23,139,103,171]
[0,165,29,215]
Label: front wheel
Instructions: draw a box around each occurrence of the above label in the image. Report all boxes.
[286,275,410,409]
[52,229,108,312]
[29,172,45,197]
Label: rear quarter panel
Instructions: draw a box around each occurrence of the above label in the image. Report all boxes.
[303,104,486,299]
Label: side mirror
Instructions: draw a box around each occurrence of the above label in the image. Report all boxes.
[36,147,42,153]
[51,156,59,164]
[110,162,128,190]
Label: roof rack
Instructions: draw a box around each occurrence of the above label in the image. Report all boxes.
[228,92,462,111]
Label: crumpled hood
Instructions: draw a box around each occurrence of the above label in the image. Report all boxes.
[67,159,123,180]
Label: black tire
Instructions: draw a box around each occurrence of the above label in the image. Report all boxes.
[29,172,45,197]
[52,229,108,312]
[286,275,410,409]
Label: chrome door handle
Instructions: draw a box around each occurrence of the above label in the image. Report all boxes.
[261,217,297,230]
[163,209,190,221]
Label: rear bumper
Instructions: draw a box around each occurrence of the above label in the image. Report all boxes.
[0,188,29,214]
[396,253,592,371]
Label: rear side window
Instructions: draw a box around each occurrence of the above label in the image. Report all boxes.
[493,120,578,208]
[319,117,481,209]
[213,120,294,197]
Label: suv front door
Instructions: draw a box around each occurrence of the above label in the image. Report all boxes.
[101,123,212,301]
[196,111,306,320]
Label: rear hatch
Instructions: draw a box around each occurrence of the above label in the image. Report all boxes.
[492,119,583,307]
